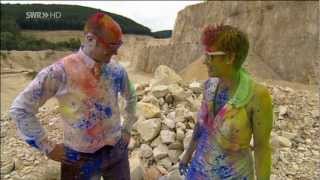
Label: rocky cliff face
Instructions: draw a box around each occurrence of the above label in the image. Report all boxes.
[135,1,318,85]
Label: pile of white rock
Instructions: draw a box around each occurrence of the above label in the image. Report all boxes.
[128,66,203,180]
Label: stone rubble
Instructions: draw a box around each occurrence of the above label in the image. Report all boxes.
[1,67,319,180]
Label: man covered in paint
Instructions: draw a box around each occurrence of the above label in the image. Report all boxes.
[179,25,273,180]
[10,12,136,179]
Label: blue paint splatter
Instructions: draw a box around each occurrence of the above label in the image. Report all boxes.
[65,147,81,161]
[194,125,202,140]
[32,87,44,100]
[216,154,226,161]
[94,103,112,118]
[26,139,39,149]
[215,166,234,179]
[215,88,229,113]
[102,64,125,93]
[74,118,93,129]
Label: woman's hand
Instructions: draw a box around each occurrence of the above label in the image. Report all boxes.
[179,153,191,176]
[47,143,66,162]
[179,123,201,176]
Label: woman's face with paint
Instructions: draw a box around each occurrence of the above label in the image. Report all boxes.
[203,50,234,78]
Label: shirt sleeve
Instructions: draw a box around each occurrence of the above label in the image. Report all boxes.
[9,62,66,154]
[120,68,137,133]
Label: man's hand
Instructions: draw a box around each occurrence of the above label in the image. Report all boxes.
[47,143,66,162]
[121,128,131,145]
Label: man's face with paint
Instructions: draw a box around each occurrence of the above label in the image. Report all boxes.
[91,35,122,64]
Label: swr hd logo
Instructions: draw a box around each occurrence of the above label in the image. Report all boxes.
[26,11,62,19]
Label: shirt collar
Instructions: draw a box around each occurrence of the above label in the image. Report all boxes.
[77,47,96,69]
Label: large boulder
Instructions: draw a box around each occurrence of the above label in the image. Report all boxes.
[137,102,161,119]
[153,144,169,160]
[136,118,162,141]
[151,85,170,98]
[151,65,183,86]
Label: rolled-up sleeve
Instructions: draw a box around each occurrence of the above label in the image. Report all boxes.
[9,62,66,154]
[120,69,137,133]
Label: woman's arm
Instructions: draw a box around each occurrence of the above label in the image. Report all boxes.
[179,97,208,175]
[179,122,201,175]
[252,85,273,180]
[181,122,201,162]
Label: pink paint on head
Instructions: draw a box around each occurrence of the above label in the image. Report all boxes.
[93,12,104,23]
[201,24,224,53]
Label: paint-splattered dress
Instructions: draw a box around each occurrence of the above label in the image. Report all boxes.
[10,48,137,154]
[186,69,255,180]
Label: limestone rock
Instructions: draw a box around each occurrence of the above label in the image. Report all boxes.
[168,141,184,150]
[311,109,319,118]
[163,118,176,129]
[176,129,185,141]
[160,130,176,144]
[153,144,169,160]
[166,169,184,180]
[45,160,60,180]
[157,157,173,170]
[140,144,153,158]
[130,154,145,180]
[151,65,183,86]
[136,118,161,141]
[168,84,186,102]
[144,166,162,180]
[168,150,183,164]
[167,111,176,121]
[0,156,14,175]
[152,85,170,98]
[137,102,161,119]
[128,137,137,150]
[278,105,288,119]
[183,131,193,149]
[151,136,162,148]
[189,81,202,94]
[141,94,159,107]
[272,134,292,148]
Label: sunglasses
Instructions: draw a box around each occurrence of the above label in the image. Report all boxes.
[204,51,226,63]
[95,35,123,51]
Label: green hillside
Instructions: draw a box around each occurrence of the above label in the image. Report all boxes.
[0,3,173,50]
[1,3,152,35]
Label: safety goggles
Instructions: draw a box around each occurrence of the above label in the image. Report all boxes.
[95,35,123,51]
[204,51,226,63]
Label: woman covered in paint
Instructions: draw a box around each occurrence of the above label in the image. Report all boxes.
[179,25,273,180]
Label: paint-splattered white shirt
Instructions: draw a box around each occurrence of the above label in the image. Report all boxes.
[10,49,137,154]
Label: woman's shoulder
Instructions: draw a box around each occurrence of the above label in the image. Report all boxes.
[248,82,272,107]
[253,82,271,99]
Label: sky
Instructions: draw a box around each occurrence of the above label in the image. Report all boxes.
[1,1,203,32]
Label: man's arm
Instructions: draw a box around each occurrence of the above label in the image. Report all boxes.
[120,69,137,135]
[252,85,273,180]
[9,63,66,155]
